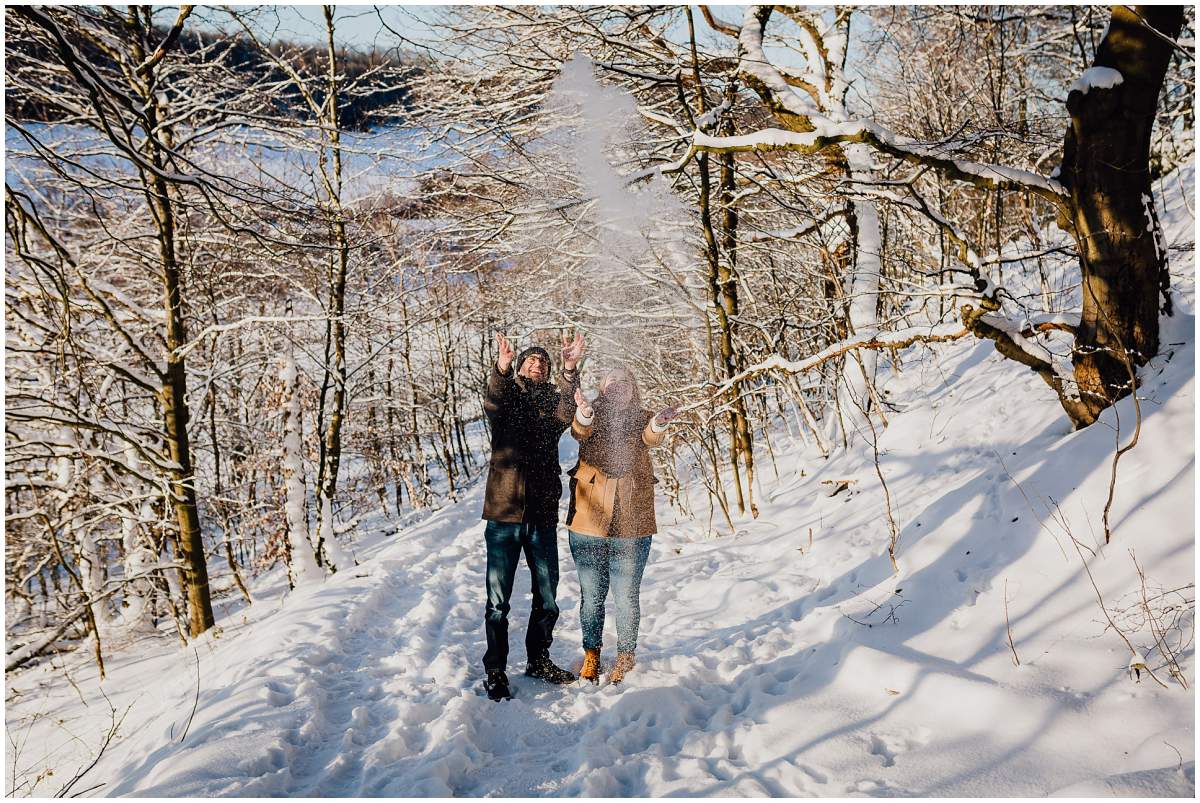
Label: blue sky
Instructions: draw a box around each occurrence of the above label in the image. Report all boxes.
[192,5,747,53]
[185,5,867,103]
[189,5,444,53]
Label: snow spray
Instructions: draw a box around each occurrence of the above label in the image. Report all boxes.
[539,54,694,398]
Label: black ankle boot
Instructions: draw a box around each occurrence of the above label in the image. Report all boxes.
[525,652,576,684]
[484,670,513,701]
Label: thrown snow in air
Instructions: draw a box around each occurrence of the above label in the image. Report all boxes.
[542,54,690,277]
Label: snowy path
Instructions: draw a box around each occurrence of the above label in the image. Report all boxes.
[266,497,840,796]
[171,485,843,797]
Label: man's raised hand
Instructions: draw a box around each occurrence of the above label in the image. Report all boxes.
[562,331,585,370]
[574,387,594,419]
[496,331,515,373]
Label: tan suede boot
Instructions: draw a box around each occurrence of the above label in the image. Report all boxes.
[580,648,601,684]
[609,651,636,684]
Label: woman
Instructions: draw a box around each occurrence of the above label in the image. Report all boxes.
[566,367,678,684]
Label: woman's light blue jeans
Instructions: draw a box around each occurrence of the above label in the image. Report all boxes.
[569,531,652,653]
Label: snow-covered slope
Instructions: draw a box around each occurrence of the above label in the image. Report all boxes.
[6,168,1194,797]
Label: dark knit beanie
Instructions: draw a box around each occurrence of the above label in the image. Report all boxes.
[516,346,552,374]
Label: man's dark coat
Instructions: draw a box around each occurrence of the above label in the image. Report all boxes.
[482,363,579,525]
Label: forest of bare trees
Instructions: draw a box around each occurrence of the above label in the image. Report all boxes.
[4,4,1192,681]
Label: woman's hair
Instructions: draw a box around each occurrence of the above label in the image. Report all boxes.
[588,366,647,477]
[599,366,642,407]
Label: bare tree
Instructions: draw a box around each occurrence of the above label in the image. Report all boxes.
[691,4,1187,429]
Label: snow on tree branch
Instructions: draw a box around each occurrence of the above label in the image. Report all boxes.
[689,323,971,410]
[691,124,1068,201]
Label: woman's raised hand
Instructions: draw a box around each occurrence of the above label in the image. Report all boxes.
[495,331,515,373]
[654,405,680,426]
[562,331,585,370]
[574,387,594,418]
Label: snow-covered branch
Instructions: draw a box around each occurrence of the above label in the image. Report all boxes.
[687,324,971,411]
[692,123,1067,201]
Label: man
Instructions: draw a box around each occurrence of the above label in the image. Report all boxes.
[480,329,585,701]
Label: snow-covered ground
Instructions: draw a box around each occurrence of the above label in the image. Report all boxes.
[6,167,1195,796]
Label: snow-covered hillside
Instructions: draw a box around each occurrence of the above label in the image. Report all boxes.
[6,167,1194,797]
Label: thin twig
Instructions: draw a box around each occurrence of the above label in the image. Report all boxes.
[178,648,201,743]
[1069,535,1169,689]
[994,451,1068,561]
[54,692,129,798]
[1131,549,1190,689]
[1102,341,1143,543]
[1004,578,1021,666]
[849,391,900,572]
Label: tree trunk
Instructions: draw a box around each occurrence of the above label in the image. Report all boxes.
[122,501,160,633]
[282,349,322,585]
[152,153,215,638]
[208,381,252,605]
[840,143,883,402]
[315,6,351,565]
[717,125,758,518]
[698,148,747,514]
[1060,5,1184,426]
[400,293,432,508]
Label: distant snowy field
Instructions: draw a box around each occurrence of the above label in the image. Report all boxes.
[4,123,439,204]
[6,166,1194,796]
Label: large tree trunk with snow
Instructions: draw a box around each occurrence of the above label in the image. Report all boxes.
[733,9,886,425]
[121,503,160,634]
[281,351,322,585]
[1059,5,1184,427]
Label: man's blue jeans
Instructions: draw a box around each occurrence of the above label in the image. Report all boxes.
[569,531,652,653]
[483,520,561,673]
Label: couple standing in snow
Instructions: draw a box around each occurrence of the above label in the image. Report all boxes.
[479,331,678,701]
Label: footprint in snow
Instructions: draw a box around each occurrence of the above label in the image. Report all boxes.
[865,726,934,768]
[265,679,295,707]
[851,777,914,796]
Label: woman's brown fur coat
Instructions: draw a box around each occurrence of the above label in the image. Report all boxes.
[565,401,666,538]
